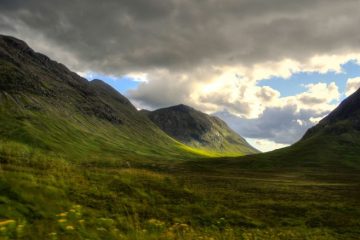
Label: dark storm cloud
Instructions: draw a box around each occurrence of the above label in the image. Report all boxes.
[0,0,360,74]
[128,72,194,109]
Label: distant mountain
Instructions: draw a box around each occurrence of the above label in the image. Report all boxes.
[143,104,259,155]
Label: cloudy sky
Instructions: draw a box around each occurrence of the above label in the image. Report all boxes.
[1,0,360,151]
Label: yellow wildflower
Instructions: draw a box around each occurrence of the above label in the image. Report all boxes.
[147,218,165,227]
[0,219,16,226]
[65,225,74,231]
[57,212,68,217]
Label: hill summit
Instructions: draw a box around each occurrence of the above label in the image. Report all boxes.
[143,104,259,155]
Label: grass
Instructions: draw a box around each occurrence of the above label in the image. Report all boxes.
[1,137,360,239]
[178,144,245,158]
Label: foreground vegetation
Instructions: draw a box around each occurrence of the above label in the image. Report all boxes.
[1,139,359,239]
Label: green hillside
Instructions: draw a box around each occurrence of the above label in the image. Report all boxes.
[0,35,360,240]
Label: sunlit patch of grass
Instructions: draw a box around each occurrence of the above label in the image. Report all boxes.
[178,144,244,157]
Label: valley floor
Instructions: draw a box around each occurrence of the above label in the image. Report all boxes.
[1,146,360,240]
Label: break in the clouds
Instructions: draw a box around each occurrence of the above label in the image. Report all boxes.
[1,0,360,151]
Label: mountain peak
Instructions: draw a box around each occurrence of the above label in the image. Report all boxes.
[89,79,134,107]
[0,34,53,66]
[0,35,140,125]
[320,87,360,125]
[0,34,31,52]
[163,104,194,112]
[145,104,258,154]
[90,78,120,95]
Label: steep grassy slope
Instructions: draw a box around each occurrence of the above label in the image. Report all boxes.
[144,104,258,155]
[0,34,215,162]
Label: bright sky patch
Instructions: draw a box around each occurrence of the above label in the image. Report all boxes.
[83,72,141,95]
[258,60,360,101]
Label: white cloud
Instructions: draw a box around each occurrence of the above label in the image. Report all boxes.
[129,52,349,120]
[211,80,340,147]
[309,116,324,124]
[246,138,289,153]
[197,76,339,119]
[296,119,304,126]
[287,82,340,113]
[125,72,149,82]
[346,77,360,96]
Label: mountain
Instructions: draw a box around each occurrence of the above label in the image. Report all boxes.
[143,104,259,155]
[293,87,360,166]
[203,88,360,170]
[0,34,215,162]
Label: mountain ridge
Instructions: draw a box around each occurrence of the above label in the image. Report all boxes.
[0,34,201,161]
